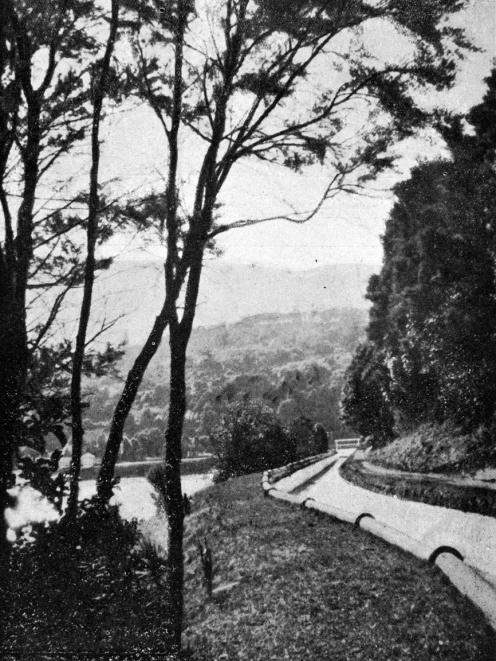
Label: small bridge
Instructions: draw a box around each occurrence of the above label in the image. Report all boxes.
[334,437,360,457]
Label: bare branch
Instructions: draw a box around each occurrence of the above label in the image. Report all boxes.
[35,11,65,97]
[200,62,215,130]
[84,313,125,348]
[30,273,78,352]
[208,171,345,239]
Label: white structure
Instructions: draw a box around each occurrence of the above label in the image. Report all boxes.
[334,437,360,457]
[81,452,96,468]
[57,444,96,470]
[59,442,72,470]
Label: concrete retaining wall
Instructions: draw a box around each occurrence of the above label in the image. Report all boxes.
[267,451,336,485]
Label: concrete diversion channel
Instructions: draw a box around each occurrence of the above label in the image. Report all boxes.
[261,451,496,631]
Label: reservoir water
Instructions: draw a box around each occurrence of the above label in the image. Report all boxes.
[6,473,212,534]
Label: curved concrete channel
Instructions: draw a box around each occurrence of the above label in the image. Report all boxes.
[262,455,496,631]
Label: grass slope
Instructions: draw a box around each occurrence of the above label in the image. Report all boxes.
[182,473,495,660]
[371,422,496,475]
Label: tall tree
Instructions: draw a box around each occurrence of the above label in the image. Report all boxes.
[94,0,472,648]
[343,68,496,440]
[66,0,121,519]
[0,0,99,580]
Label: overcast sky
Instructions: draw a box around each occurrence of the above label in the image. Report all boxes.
[96,0,496,271]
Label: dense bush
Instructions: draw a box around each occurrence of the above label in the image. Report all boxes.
[12,499,143,582]
[209,400,295,480]
[5,500,175,658]
[147,463,168,515]
[17,451,67,513]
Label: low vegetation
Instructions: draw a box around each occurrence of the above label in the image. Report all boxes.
[3,502,177,661]
[339,422,496,514]
[371,422,496,475]
[177,474,495,660]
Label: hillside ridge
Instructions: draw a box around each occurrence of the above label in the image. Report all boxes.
[38,260,377,344]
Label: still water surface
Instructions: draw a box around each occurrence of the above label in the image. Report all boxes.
[7,474,212,533]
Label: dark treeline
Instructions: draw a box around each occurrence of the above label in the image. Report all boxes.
[342,69,496,462]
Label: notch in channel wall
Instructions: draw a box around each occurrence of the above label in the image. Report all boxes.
[429,546,464,564]
[355,512,374,527]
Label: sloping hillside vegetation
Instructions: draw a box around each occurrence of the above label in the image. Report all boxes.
[75,308,365,461]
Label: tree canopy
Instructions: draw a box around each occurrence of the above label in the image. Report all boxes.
[342,68,496,444]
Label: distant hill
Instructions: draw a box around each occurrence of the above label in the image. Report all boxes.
[82,307,368,460]
[31,260,377,345]
[84,260,377,343]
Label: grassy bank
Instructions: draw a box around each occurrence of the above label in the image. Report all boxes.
[179,473,495,660]
[371,422,496,475]
[340,458,496,517]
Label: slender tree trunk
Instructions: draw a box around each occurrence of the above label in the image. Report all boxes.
[164,247,204,650]
[96,255,194,504]
[96,304,171,502]
[66,0,119,518]
[0,98,41,579]
[0,183,17,597]
[66,251,97,517]
[0,9,40,611]
[97,0,189,505]
[164,330,187,651]
[0,291,22,607]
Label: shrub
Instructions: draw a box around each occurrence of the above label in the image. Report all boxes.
[6,500,176,658]
[209,400,295,480]
[11,498,146,609]
[17,451,67,513]
[287,416,329,458]
[313,422,329,454]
